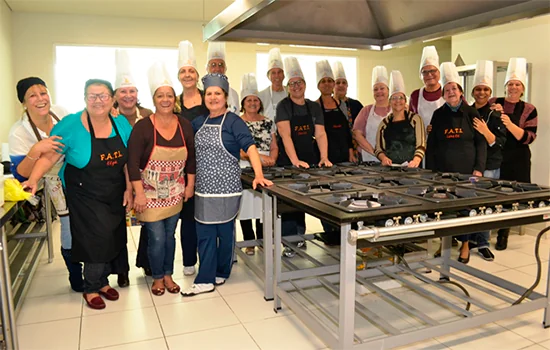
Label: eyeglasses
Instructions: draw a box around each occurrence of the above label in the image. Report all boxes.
[421,69,438,77]
[209,62,225,68]
[86,93,111,102]
[390,95,406,101]
[288,80,304,88]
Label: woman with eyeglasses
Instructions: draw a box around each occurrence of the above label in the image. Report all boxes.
[374,71,426,167]
[353,66,392,163]
[25,79,133,310]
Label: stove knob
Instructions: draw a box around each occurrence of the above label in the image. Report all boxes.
[413,214,421,224]
[539,201,547,208]
[528,201,534,209]
[495,205,503,213]
[357,221,364,230]
[434,212,442,221]
[419,214,428,223]
[393,216,401,226]
[485,207,493,215]
[404,216,413,225]
[512,203,519,211]
[384,219,395,227]
[469,209,478,217]
[478,206,486,215]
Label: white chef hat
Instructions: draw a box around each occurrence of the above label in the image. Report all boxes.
[505,57,527,87]
[316,60,334,84]
[178,40,197,71]
[332,61,347,81]
[148,61,173,98]
[207,41,226,62]
[439,62,461,89]
[372,66,389,88]
[284,56,304,83]
[419,45,440,79]
[114,49,136,90]
[389,70,406,97]
[240,73,259,99]
[266,48,284,76]
[472,60,493,93]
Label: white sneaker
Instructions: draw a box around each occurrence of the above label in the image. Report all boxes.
[215,277,226,286]
[180,283,215,297]
[183,266,196,276]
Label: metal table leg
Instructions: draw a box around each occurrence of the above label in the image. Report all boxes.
[338,223,354,349]
[440,236,452,280]
[262,190,274,301]
[44,185,54,263]
[0,226,18,349]
[273,211,282,311]
[544,243,550,328]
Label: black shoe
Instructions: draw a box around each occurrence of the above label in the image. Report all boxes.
[457,251,470,264]
[468,242,478,251]
[117,273,130,288]
[495,235,508,251]
[61,248,84,293]
[452,238,459,247]
[478,248,495,261]
[143,268,152,276]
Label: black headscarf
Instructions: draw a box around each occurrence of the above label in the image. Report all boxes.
[16,77,47,103]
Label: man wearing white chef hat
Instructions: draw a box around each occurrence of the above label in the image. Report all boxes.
[206,41,240,114]
[353,66,391,163]
[258,48,287,121]
[410,46,445,132]
[488,57,538,251]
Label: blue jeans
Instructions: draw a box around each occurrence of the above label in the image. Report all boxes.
[144,213,180,279]
[195,220,235,284]
[457,168,500,247]
[60,215,72,250]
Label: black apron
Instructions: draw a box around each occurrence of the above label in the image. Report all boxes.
[64,112,128,263]
[276,99,319,166]
[383,113,416,165]
[320,97,350,164]
[496,98,531,183]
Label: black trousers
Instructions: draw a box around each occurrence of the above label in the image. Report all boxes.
[110,244,129,274]
[240,219,263,240]
[83,262,110,293]
[136,225,150,269]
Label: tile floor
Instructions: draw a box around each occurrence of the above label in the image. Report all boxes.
[15,218,550,349]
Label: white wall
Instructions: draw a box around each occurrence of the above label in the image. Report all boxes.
[11,12,450,112]
[0,1,14,145]
[452,14,550,186]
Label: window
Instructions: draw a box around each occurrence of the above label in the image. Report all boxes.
[55,46,180,112]
[256,52,358,101]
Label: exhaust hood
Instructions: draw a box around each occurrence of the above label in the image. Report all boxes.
[203,0,550,50]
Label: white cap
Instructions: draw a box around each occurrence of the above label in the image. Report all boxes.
[316,60,334,84]
[266,48,284,76]
[284,56,304,82]
[419,46,440,79]
[505,57,527,87]
[472,60,493,92]
[439,62,461,88]
[207,41,226,63]
[148,62,173,98]
[332,61,347,81]
[372,66,389,88]
[240,73,259,99]
[178,40,197,71]
[114,49,136,89]
[389,70,406,97]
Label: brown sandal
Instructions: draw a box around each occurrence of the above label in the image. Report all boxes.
[151,280,165,296]
[166,283,181,294]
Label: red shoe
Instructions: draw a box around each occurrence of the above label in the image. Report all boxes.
[83,294,105,310]
[99,287,119,301]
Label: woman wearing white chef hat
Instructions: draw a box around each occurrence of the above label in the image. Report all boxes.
[425,62,487,264]
[205,41,240,114]
[238,73,278,255]
[316,60,355,164]
[353,66,391,163]
[374,71,426,167]
[258,48,287,121]
[409,46,445,132]
[488,57,538,251]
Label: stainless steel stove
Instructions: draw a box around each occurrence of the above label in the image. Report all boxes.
[310,189,422,213]
[347,175,433,189]
[393,184,496,203]
[460,179,550,196]
[277,179,366,196]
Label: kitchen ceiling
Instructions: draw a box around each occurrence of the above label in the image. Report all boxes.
[203,0,550,50]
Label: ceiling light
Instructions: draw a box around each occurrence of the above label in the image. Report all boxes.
[289,44,357,52]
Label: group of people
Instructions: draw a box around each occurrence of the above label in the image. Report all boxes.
[8,41,538,309]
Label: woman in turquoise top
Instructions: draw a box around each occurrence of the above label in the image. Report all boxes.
[26,79,133,310]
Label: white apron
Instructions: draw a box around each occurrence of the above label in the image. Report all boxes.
[238,150,269,220]
[417,87,445,132]
[361,105,387,162]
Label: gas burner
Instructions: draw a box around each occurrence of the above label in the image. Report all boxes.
[242,166,313,181]
[306,166,337,176]
[412,172,480,184]
[348,175,433,189]
[362,165,432,174]
[461,180,550,195]
[395,185,496,203]
[310,190,421,213]
[278,180,365,196]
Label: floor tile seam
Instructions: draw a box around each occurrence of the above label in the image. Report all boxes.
[17,314,83,327]
[218,288,286,324]
[163,322,244,338]
[80,337,166,350]
[81,305,157,320]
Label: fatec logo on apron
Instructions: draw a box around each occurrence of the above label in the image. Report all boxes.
[100,151,124,167]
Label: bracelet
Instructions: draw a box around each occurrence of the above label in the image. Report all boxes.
[26,154,40,161]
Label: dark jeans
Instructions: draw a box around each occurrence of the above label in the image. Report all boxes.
[180,197,198,267]
[281,212,306,237]
[83,262,110,294]
[240,219,263,240]
[144,213,180,279]
[195,220,235,284]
